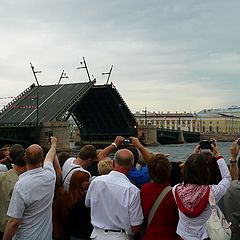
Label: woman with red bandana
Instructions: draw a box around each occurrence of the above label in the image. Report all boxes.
[172,144,231,240]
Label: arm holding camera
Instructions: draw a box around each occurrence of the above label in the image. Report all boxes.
[229,138,239,180]
[45,136,57,164]
[193,143,201,154]
[97,136,124,161]
[130,137,152,163]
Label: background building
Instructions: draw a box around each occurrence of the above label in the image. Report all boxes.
[134,105,240,134]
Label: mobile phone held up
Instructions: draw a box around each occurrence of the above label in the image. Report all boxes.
[48,131,53,143]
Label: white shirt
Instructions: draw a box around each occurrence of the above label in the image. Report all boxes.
[85,170,143,234]
[0,164,8,172]
[172,158,231,240]
[7,161,56,240]
[62,157,90,192]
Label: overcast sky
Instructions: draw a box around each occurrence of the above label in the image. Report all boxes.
[0,0,240,113]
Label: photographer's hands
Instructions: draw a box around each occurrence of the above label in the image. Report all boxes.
[230,138,239,161]
[229,139,239,180]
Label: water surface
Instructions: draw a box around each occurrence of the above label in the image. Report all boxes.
[146,142,232,162]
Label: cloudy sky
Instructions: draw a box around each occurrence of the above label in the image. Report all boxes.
[1,0,240,113]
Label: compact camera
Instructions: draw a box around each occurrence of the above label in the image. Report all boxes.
[123,138,132,145]
[199,139,215,151]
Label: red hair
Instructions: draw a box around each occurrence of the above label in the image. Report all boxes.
[68,170,90,209]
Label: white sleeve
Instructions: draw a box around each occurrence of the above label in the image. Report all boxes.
[85,181,94,208]
[129,190,144,226]
[7,184,25,219]
[211,158,231,203]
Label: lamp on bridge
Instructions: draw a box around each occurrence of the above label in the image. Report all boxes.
[58,70,68,85]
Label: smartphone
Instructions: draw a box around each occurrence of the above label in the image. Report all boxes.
[48,131,53,143]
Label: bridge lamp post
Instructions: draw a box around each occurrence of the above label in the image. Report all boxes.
[142,107,147,126]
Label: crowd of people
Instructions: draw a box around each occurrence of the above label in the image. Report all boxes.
[0,135,239,240]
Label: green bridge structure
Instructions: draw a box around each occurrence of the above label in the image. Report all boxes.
[157,128,200,144]
[0,80,137,149]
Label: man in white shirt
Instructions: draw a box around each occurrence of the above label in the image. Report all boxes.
[62,144,97,191]
[62,137,124,192]
[3,137,57,240]
[85,148,143,240]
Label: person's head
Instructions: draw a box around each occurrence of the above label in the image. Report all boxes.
[114,149,134,170]
[147,154,172,183]
[58,152,70,168]
[169,161,183,186]
[24,144,44,166]
[126,147,139,166]
[182,153,210,185]
[78,144,97,161]
[200,151,222,184]
[9,144,26,167]
[68,170,90,209]
[97,158,113,175]
[0,146,10,159]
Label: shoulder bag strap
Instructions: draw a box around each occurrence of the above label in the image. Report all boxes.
[208,188,217,210]
[147,186,172,226]
[62,166,81,184]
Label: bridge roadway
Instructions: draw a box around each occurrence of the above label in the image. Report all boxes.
[0,82,138,147]
[0,81,94,126]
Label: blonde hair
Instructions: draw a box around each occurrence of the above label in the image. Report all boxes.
[97,158,113,175]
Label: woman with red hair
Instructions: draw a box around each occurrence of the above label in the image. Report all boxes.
[63,170,92,240]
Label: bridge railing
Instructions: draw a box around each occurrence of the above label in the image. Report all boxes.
[0,84,36,116]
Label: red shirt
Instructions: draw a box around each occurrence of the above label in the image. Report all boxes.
[141,182,181,240]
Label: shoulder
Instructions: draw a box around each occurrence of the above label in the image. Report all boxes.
[62,157,75,169]
[225,180,240,195]
[43,161,55,173]
[0,164,8,172]
[141,182,152,191]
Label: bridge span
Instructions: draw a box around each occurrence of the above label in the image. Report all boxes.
[0,81,137,149]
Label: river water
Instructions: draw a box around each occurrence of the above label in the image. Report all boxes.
[146,142,233,163]
[72,141,233,163]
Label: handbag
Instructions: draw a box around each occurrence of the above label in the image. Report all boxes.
[148,186,172,226]
[206,189,232,240]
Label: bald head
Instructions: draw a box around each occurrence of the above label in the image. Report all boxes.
[25,144,44,165]
[114,149,134,168]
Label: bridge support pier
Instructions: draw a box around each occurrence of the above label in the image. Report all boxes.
[178,130,185,143]
[138,126,158,145]
[38,121,71,152]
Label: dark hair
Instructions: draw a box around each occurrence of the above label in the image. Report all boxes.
[182,153,210,185]
[9,144,26,167]
[58,152,70,168]
[126,147,139,166]
[169,161,183,186]
[147,154,171,183]
[200,151,222,184]
[78,145,97,161]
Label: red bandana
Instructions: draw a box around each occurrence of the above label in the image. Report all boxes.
[175,183,210,218]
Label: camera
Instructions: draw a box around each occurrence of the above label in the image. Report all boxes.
[123,138,132,145]
[199,140,215,151]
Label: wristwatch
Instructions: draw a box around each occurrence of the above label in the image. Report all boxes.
[230,159,237,164]
[111,142,117,148]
